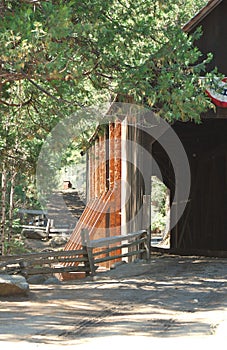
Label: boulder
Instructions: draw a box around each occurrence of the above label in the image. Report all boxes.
[27,274,47,284]
[44,276,61,285]
[110,261,127,270]
[0,275,29,297]
[50,236,68,247]
[22,229,47,240]
[27,275,61,285]
[133,258,147,264]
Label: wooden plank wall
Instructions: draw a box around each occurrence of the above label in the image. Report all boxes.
[188,0,227,75]
[62,121,122,276]
[153,119,227,253]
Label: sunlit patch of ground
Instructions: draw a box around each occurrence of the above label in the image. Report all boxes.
[1,255,227,348]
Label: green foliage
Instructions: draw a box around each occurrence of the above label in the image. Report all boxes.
[4,235,29,255]
[152,177,168,215]
[151,212,167,233]
[0,0,216,252]
[0,0,213,123]
[151,176,169,232]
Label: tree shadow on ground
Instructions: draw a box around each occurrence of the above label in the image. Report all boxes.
[0,255,227,344]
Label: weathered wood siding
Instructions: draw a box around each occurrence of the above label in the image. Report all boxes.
[172,120,227,251]
[152,119,227,252]
[190,0,227,75]
[63,121,122,274]
[155,1,227,253]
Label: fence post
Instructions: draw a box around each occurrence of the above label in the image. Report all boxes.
[46,219,51,237]
[81,228,96,276]
[143,231,150,261]
[143,195,151,261]
[138,231,149,261]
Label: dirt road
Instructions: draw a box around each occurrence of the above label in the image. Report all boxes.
[1,254,227,349]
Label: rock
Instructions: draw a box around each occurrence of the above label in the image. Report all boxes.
[43,276,61,285]
[50,236,68,248]
[133,258,147,264]
[110,261,127,270]
[27,275,61,285]
[27,274,47,284]
[22,229,47,240]
[41,248,55,253]
[0,275,29,297]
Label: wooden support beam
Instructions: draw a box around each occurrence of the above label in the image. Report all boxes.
[92,237,147,257]
[81,228,96,276]
[94,249,146,264]
[0,249,86,261]
[22,265,90,276]
[143,195,151,260]
[90,230,147,248]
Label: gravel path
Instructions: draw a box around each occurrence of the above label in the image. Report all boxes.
[1,254,227,349]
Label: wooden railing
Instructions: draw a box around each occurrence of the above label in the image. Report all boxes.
[0,249,91,276]
[81,229,150,275]
[0,230,150,278]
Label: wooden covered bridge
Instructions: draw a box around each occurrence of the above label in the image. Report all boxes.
[1,0,227,280]
[63,0,227,264]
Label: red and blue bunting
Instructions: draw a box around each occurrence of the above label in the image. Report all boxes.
[205,77,227,108]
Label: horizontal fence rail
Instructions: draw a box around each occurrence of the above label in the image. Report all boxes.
[89,230,147,248]
[0,229,150,278]
[0,249,90,276]
[80,229,150,276]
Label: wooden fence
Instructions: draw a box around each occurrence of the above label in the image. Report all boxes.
[0,230,149,277]
[0,249,91,276]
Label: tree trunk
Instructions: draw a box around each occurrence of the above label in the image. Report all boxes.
[7,171,16,254]
[1,168,7,255]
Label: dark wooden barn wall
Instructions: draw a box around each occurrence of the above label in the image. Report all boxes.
[155,1,227,253]
[152,119,227,252]
[191,1,227,75]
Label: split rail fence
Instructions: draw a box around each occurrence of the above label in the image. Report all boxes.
[0,230,150,277]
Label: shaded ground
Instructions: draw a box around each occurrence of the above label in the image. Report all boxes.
[23,190,85,252]
[1,254,227,349]
[47,190,85,228]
